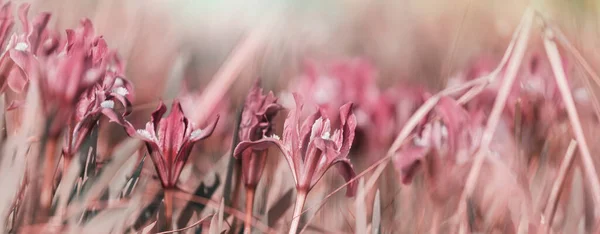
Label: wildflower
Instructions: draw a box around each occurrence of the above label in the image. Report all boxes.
[235,80,281,189]
[232,80,281,233]
[234,93,357,234]
[64,52,133,164]
[117,100,219,188]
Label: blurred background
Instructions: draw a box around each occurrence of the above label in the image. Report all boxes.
[13,0,600,231]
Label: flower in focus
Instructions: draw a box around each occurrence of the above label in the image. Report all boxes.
[115,100,219,189]
[234,80,282,189]
[235,93,357,196]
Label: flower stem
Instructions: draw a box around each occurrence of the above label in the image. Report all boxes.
[164,189,174,231]
[288,191,307,234]
[41,137,57,218]
[244,187,255,234]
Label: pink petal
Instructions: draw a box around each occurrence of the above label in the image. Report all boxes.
[338,102,356,156]
[189,115,219,142]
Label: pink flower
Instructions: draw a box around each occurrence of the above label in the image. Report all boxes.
[394,97,479,186]
[113,100,219,189]
[234,80,282,189]
[234,94,357,196]
[9,17,109,137]
[65,52,133,158]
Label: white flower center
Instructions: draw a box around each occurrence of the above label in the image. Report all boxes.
[190,129,203,139]
[112,87,129,96]
[136,129,154,140]
[270,134,280,140]
[100,100,115,109]
[15,42,28,51]
[321,131,330,140]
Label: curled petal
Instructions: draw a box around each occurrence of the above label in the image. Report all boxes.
[338,102,357,156]
[393,144,430,184]
[189,115,220,142]
[334,158,357,196]
[151,101,167,132]
[234,138,298,184]
[101,107,137,137]
[107,92,132,116]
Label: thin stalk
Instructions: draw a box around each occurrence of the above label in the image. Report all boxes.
[288,191,307,234]
[543,140,577,229]
[40,137,58,218]
[244,187,256,234]
[164,189,174,231]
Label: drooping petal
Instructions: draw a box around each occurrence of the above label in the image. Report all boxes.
[310,138,356,196]
[189,115,219,142]
[393,144,430,184]
[234,138,298,184]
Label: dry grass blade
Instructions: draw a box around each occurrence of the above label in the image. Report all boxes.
[209,199,225,234]
[53,156,82,218]
[355,178,367,234]
[543,140,577,228]
[543,29,600,213]
[157,214,213,234]
[372,189,381,234]
[67,138,141,218]
[172,190,274,233]
[190,23,270,127]
[457,7,535,233]
[108,150,140,199]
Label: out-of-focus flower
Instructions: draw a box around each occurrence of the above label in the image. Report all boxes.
[235,93,357,196]
[65,51,133,161]
[394,97,480,198]
[112,100,219,189]
[9,16,111,137]
[234,80,281,189]
[287,58,399,154]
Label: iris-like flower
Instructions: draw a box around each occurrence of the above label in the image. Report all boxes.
[64,52,133,163]
[116,100,219,189]
[232,81,281,234]
[9,17,108,137]
[234,93,357,234]
[235,81,281,189]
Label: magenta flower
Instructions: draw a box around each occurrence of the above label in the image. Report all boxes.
[235,93,357,233]
[235,81,282,188]
[235,93,357,196]
[64,52,133,162]
[116,100,219,189]
[9,17,109,137]
[232,80,281,233]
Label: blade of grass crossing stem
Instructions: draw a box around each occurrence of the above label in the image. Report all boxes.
[543,28,600,214]
[457,7,535,233]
